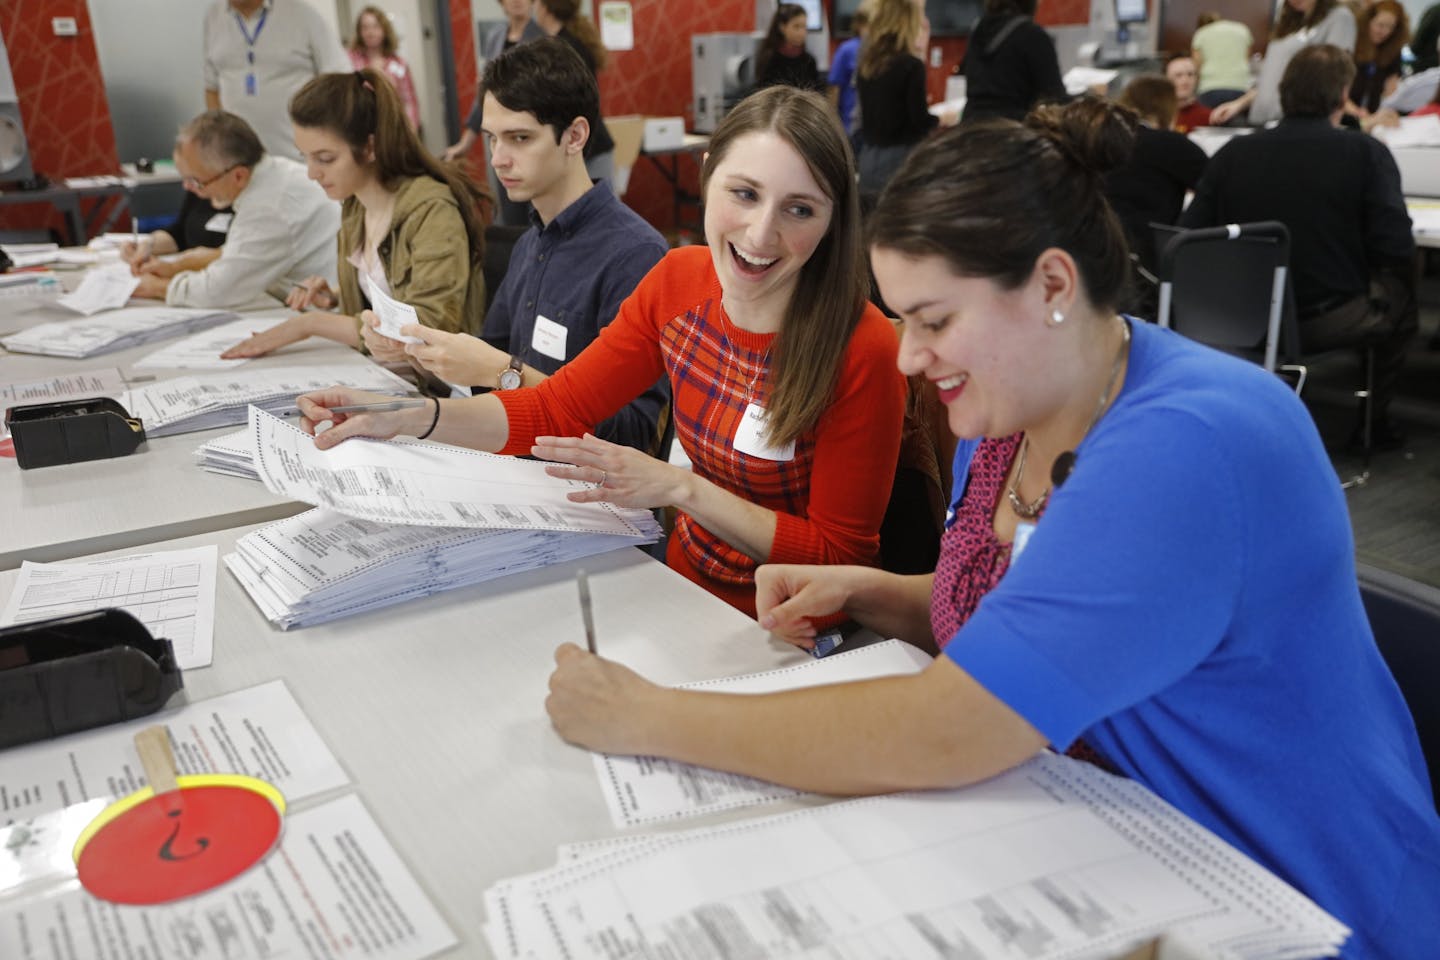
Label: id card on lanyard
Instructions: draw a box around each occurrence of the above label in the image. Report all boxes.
[235,7,269,96]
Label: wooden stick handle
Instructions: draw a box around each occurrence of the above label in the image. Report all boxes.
[134,725,179,796]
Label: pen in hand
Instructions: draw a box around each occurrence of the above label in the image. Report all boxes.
[325,399,430,415]
[576,569,597,655]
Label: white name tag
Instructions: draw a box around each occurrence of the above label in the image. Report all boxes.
[531,314,568,361]
[1012,521,1036,562]
[733,403,795,461]
[204,212,233,233]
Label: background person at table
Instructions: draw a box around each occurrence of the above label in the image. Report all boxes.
[1209,0,1355,127]
[203,0,348,159]
[827,3,871,144]
[543,99,1440,959]
[1189,11,1253,108]
[535,0,616,187]
[394,40,669,455]
[756,4,822,92]
[443,0,545,226]
[222,70,487,360]
[856,0,946,195]
[1347,0,1409,117]
[961,0,1065,123]
[1182,45,1415,450]
[122,190,230,278]
[297,87,906,616]
[1164,55,1211,132]
[133,111,338,309]
[347,5,420,132]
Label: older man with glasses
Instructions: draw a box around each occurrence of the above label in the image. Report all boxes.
[133,110,338,310]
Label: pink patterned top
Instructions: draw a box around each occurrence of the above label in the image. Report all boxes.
[930,434,1022,647]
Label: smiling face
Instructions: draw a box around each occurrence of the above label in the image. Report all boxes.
[874,247,1059,440]
[782,12,809,46]
[293,125,376,201]
[1166,57,1198,103]
[704,130,833,328]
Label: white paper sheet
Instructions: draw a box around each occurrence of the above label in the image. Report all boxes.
[593,639,935,827]
[0,794,457,960]
[132,316,280,369]
[363,273,424,344]
[486,753,1349,960]
[0,306,238,359]
[0,680,349,829]
[55,263,140,315]
[1376,114,1440,148]
[1,546,219,670]
[0,368,128,439]
[249,406,652,536]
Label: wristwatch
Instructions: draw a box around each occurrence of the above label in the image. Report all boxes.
[498,355,524,390]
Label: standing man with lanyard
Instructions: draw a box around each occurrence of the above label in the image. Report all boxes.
[203,0,347,159]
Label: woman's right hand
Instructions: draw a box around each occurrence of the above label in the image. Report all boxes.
[286,276,338,311]
[360,311,412,363]
[296,387,433,449]
[1209,99,1242,125]
[755,564,861,649]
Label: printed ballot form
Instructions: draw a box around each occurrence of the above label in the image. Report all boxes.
[133,317,275,370]
[594,639,935,827]
[1,546,220,670]
[249,406,652,536]
[0,369,128,439]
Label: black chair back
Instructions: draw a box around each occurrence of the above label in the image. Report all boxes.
[1156,221,1300,372]
[482,224,529,313]
[1358,563,1440,809]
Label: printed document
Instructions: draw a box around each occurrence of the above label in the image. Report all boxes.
[0,794,457,960]
[55,263,140,315]
[0,368,127,439]
[363,274,424,344]
[249,406,653,536]
[132,316,272,369]
[594,639,935,826]
[1,546,219,670]
[0,306,238,359]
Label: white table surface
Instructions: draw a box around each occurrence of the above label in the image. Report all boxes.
[0,289,402,569]
[0,524,812,958]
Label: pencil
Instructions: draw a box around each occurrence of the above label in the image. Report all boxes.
[577,569,597,655]
[327,399,430,414]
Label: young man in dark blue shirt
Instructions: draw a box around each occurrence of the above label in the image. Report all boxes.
[400,39,671,456]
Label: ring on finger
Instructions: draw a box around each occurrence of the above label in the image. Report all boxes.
[598,469,607,487]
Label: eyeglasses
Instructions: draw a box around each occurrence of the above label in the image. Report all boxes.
[180,164,240,190]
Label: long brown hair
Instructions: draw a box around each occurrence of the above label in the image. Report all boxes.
[757,4,808,81]
[289,70,487,261]
[859,0,922,80]
[1355,0,1410,67]
[350,6,397,58]
[540,0,607,71]
[1120,74,1178,129]
[1274,0,1344,40]
[702,86,866,448]
[869,96,1136,312]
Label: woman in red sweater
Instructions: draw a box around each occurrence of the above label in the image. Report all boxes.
[297,86,906,615]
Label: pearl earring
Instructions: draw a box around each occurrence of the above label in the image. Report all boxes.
[1049,309,1065,327]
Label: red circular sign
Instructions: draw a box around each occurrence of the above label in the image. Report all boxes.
[76,780,283,905]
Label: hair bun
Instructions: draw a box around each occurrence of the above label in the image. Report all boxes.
[1025,95,1138,177]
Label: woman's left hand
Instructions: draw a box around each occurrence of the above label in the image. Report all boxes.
[532,433,688,509]
[546,643,666,755]
[359,310,411,363]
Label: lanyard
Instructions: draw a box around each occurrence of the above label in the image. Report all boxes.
[234,7,269,52]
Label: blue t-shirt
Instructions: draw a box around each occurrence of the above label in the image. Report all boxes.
[943,319,1440,957]
[828,36,862,135]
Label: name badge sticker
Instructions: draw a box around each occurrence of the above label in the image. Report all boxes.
[733,403,796,461]
[1012,522,1037,562]
[203,213,234,234]
[531,314,568,361]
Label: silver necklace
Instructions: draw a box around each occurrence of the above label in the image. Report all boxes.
[1008,320,1131,520]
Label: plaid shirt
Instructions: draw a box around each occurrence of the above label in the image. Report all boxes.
[499,246,905,614]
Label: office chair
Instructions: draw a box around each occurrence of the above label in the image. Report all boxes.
[1156,221,1380,483]
[1358,562,1440,810]
[482,224,528,314]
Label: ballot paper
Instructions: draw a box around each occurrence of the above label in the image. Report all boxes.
[225,505,661,628]
[0,306,239,358]
[1,546,219,670]
[483,752,1350,960]
[0,242,59,268]
[1374,113,1440,148]
[593,639,935,827]
[249,406,654,536]
[133,316,275,369]
[0,680,348,829]
[55,262,140,314]
[0,368,128,439]
[363,273,425,344]
[194,426,258,478]
[121,364,412,437]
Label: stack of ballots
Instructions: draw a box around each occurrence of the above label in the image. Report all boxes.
[227,507,660,628]
[0,306,238,358]
[124,365,412,438]
[215,407,661,626]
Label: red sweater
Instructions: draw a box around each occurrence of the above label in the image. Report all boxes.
[497,246,906,615]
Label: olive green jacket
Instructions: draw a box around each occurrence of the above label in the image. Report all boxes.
[336,175,484,341]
